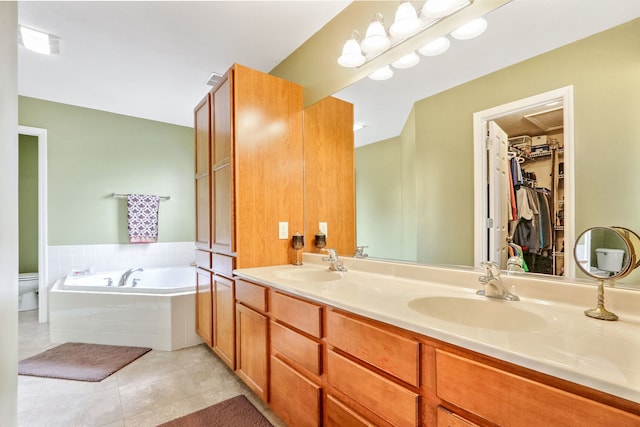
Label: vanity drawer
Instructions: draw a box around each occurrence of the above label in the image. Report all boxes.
[326,309,420,387]
[327,350,419,427]
[235,279,268,313]
[271,291,323,338]
[326,394,376,427]
[270,355,321,427]
[436,350,640,426]
[271,321,322,376]
[212,253,234,278]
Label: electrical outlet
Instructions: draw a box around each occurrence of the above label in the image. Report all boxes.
[278,222,288,240]
[319,222,328,236]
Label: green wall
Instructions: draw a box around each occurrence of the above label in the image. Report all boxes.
[355,19,640,268]
[18,134,38,272]
[18,97,195,245]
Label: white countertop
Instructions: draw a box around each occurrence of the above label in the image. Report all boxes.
[234,254,640,404]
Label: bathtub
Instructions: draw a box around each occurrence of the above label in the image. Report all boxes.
[49,266,201,351]
[59,266,196,294]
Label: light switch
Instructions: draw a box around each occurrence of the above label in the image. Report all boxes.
[319,222,328,236]
[278,222,288,240]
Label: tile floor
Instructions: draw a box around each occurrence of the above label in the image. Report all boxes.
[17,310,285,427]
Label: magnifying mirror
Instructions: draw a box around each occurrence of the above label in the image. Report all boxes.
[574,226,637,321]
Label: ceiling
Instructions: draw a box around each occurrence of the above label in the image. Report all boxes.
[18,1,640,146]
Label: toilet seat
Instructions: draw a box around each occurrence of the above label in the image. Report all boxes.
[19,273,38,281]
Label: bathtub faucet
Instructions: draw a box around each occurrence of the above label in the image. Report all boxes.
[118,268,143,287]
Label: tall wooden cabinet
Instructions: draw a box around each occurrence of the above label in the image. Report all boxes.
[303,96,356,255]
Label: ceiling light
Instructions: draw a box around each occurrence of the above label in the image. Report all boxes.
[19,26,60,55]
[392,52,420,69]
[421,0,468,19]
[418,36,451,56]
[368,65,394,81]
[451,17,488,40]
[338,30,365,68]
[361,13,391,56]
[389,1,422,39]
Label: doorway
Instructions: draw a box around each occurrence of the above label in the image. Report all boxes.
[473,86,575,279]
[18,125,48,323]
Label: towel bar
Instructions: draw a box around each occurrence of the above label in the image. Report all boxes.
[111,193,170,201]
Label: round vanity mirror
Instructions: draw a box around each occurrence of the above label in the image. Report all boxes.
[574,226,638,321]
[574,226,634,280]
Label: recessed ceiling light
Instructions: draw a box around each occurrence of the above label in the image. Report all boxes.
[19,26,60,55]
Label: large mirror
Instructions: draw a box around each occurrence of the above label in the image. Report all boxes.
[331,3,640,288]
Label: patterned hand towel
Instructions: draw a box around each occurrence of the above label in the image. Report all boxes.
[127,194,160,243]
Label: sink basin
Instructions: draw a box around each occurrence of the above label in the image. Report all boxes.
[274,268,344,282]
[408,296,552,332]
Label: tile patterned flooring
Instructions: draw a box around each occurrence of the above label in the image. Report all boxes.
[17,310,285,427]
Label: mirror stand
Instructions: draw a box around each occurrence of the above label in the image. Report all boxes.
[584,279,618,321]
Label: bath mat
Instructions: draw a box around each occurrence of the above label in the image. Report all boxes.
[158,395,273,427]
[18,342,151,382]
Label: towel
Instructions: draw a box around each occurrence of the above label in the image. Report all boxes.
[127,194,160,243]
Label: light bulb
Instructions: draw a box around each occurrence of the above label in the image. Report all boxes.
[361,15,391,55]
[392,52,420,69]
[418,36,451,56]
[390,1,422,39]
[368,65,394,81]
[451,17,488,40]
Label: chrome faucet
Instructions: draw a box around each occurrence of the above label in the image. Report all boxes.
[322,249,347,272]
[477,261,519,301]
[118,267,143,287]
[354,246,369,259]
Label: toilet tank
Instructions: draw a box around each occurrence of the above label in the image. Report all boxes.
[595,248,625,273]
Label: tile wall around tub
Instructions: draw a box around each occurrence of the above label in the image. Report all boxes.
[47,241,195,287]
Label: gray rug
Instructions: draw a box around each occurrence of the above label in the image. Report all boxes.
[158,395,273,427]
[18,342,151,382]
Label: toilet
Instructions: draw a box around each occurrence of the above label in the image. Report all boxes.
[595,248,626,275]
[19,273,39,311]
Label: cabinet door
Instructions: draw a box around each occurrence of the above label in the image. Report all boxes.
[211,74,234,254]
[235,302,268,401]
[195,268,212,347]
[213,274,235,369]
[270,355,321,427]
[194,95,210,249]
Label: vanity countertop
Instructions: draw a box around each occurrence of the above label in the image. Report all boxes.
[234,254,640,404]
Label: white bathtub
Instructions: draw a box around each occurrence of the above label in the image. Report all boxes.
[49,266,201,351]
[59,266,196,294]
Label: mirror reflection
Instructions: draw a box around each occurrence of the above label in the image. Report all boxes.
[574,227,633,280]
[335,13,640,288]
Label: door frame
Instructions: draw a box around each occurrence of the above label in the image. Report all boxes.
[472,86,575,278]
[18,125,48,322]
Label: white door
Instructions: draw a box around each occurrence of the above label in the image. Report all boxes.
[487,121,510,269]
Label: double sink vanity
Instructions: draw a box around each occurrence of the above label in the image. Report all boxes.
[234,253,640,426]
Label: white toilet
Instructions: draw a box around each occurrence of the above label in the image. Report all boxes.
[595,248,626,275]
[19,273,39,311]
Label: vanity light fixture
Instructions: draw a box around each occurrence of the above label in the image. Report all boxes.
[418,36,451,56]
[337,30,366,67]
[19,25,60,55]
[337,0,476,69]
[389,1,422,39]
[361,13,391,56]
[368,65,394,81]
[451,17,488,40]
[392,51,420,69]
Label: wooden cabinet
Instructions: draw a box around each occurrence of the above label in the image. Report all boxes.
[270,355,321,427]
[194,94,210,249]
[235,280,269,402]
[436,406,479,427]
[435,349,640,426]
[303,96,356,255]
[195,268,212,346]
[212,274,235,369]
